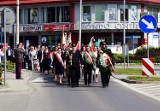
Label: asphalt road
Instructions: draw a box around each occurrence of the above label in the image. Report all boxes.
[0,73,160,111]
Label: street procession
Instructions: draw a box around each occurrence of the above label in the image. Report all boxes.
[12,31,115,88]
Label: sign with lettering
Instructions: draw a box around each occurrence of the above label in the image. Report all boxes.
[20,25,43,32]
[75,23,139,30]
[43,24,70,31]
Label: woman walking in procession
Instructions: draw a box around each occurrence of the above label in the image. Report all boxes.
[53,48,64,84]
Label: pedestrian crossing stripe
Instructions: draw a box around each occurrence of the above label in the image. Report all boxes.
[32,77,48,83]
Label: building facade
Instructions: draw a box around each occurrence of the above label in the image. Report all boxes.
[0,0,160,50]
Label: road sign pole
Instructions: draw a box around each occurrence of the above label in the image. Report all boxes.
[139,15,157,58]
[147,34,149,58]
[3,8,6,85]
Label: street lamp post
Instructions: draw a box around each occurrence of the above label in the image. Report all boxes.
[79,0,82,45]
[16,0,20,45]
[123,0,126,68]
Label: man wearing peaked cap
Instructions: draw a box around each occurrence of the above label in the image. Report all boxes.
[70,43,84,88]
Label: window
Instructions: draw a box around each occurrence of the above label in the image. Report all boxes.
[43,6,70,23]
[47,7,56,23]
[131,5,138,22]
[147,7,159,21]
[41,7,47,23]
[120,5,128,21]
[95,5,105,22]
[63,6,70,22]
[30,8,38,23]
[83,5,91,22]
[24,9,28,24]
[20,9,23,24]
[108,4,117,21]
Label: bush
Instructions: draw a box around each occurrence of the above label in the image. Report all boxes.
[0,61,14,85]
[113,47,160,63]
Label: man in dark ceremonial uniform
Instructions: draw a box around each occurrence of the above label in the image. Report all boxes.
[71,44,84,88]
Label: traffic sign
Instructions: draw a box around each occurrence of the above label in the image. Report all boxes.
[138,15,157,33]
[0,7,15,26]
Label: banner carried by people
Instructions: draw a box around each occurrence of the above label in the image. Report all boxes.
[88,36,95,52]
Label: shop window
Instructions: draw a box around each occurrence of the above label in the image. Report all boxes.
[108,4,117,22]
[95,5,105,22]
[42,35,61,47]
[120,5,128,22]
[131,5,138,22]
[83,5,91,22]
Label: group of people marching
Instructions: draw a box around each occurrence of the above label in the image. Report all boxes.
[13,41,115,88]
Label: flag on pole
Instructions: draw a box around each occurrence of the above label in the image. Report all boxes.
[76,41,81,50]
[67,32,72,46]
[88,36,95,52]
[61,26,67,46]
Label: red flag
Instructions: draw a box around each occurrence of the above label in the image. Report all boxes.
[76,41,81,50]
[88,37,95,52]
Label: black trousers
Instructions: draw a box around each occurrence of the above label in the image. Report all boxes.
[100,70,111,87]
[66,67,71,85]
[71,67,80,87]
[39,62,43,72]
[84,64,93,85]
[16,58,23,79]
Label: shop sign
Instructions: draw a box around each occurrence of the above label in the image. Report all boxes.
[77,23,139,30]
[43,24,70,31]
[20,25,43,32]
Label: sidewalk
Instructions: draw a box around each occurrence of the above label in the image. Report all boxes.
[0,69,33,93]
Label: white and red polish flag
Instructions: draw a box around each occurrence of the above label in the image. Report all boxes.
[88,36,95,52]
[67,32,72,46]
[76,41,81,50]
[61,26,67,46]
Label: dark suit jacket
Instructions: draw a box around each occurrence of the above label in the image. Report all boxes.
[6,49,13,59]
[72,50,84,68]
[37,50,42,61]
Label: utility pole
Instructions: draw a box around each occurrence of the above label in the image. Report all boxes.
[123,0,126,68]
[16,0,20,45]
[79,0,82,45]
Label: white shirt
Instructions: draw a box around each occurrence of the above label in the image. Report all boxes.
[0,50,4,63]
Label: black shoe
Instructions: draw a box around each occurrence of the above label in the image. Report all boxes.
[72,85,75,88]
[106,84,109,87]
[102,85,106,88]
